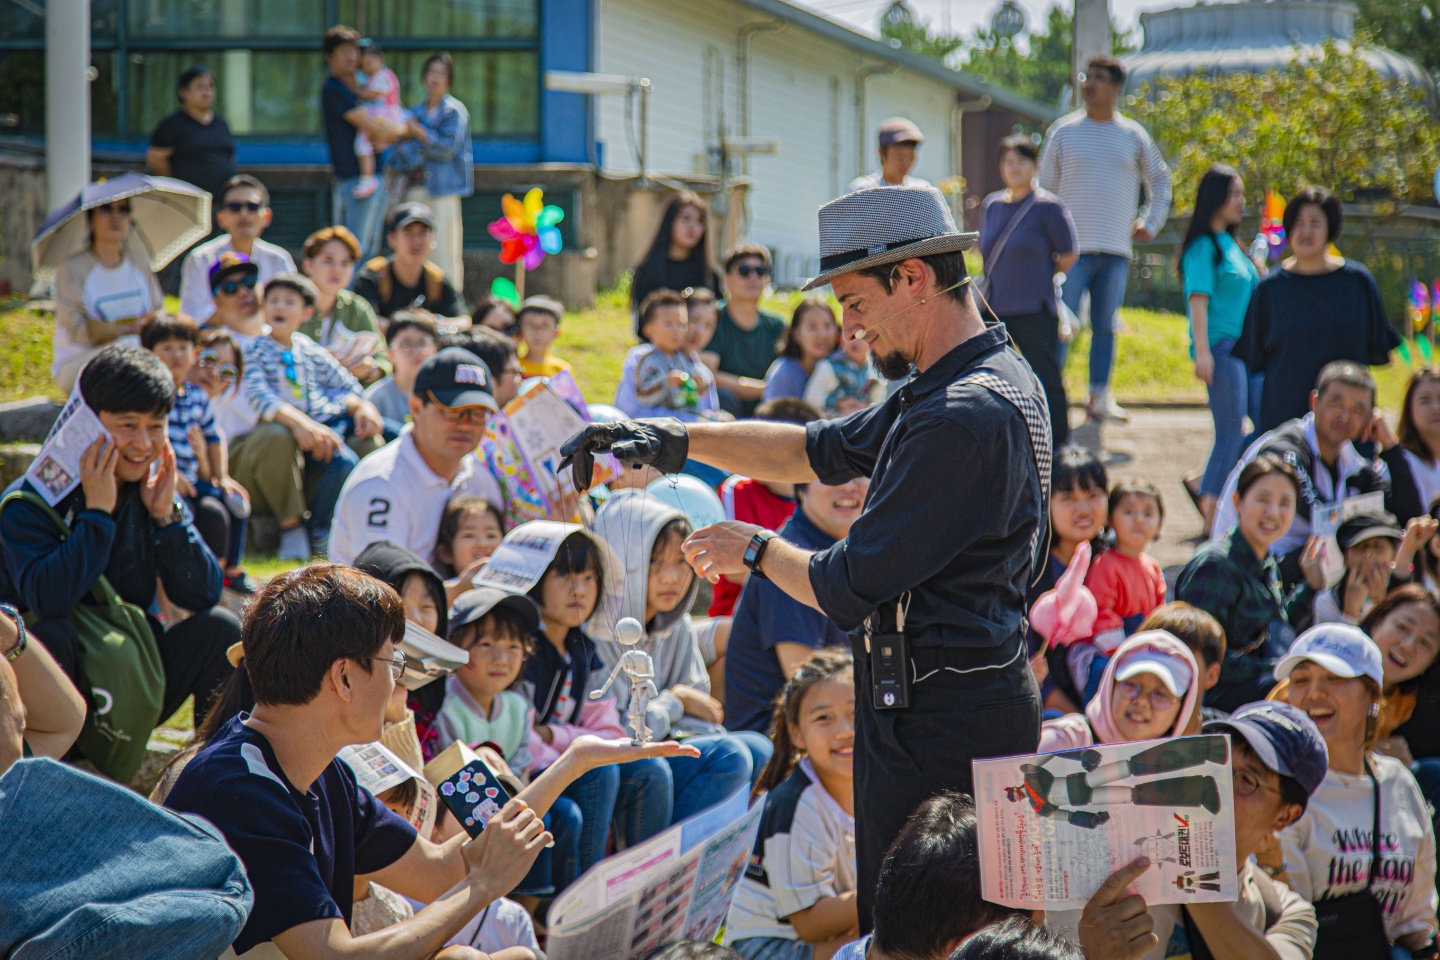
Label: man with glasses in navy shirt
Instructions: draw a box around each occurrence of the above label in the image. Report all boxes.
[165,564,695,959]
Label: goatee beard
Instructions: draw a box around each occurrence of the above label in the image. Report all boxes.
[875,350,915,382]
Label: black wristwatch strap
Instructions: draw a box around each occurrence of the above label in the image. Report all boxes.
[744,530,777,579]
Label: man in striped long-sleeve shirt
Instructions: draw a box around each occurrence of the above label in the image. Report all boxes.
[1040,55,1172,424]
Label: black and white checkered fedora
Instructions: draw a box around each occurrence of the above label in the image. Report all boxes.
[803,185,977,291]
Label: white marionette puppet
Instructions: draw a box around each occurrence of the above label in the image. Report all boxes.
[589,616,659,744]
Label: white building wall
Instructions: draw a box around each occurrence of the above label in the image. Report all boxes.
[595,0,960,287]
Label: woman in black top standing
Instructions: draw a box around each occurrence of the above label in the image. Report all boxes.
[629,191,719,325]
[1235,186,1398,435]
[146,66,238,203]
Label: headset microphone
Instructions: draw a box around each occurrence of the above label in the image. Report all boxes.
[850,276,973,342]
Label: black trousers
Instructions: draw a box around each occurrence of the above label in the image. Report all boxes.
[852,637,1041,932]
[1002,311,1069,447]
[31,606,239,728]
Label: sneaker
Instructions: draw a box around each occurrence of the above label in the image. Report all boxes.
[277,525,310,561]
[352,175,380,199]
[224,571,258,595]
[1087,389,1130,423]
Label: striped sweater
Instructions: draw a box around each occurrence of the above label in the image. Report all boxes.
[1038,110,1172,258]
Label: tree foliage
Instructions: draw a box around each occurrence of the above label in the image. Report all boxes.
[1353,0,1440,78]
[879,16,963,63]
[961,5,1132,108]
[1130,37,1440,218]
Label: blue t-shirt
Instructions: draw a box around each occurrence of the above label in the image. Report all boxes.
[322,76,363,180]
[164,714,417,952]
[762,356,811,402]
[978,188,1078,317]
[1181,231,1259,348]
[724,509,850,732]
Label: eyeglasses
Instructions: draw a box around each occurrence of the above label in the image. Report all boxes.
[1115,680,1176,712]
[1234,768,1282,799]
[432,402,489,425]
[97,203,131,217]
[734,263,771,279]
[367,651,407,681]
[392,340,437,355]
[197,351,238,384]
[215,274,258,297]
[223,201,263,213]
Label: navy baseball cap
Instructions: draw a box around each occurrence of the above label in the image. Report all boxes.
[1203,701,1329,797]
[414,347,498,412]
[449,587,540,639]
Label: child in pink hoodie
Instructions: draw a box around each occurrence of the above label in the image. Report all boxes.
[1039,630,1202,752]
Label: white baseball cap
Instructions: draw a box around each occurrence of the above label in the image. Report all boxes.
[1114,645,1193,697]
[1273,623,1384,687]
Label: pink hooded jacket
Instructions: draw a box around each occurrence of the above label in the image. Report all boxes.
[1037,630,1201,751]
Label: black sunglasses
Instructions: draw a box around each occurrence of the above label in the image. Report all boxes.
[97,203,132,216]
[215,274,259,296]
[734,263,771,279]
[223,201,263,213]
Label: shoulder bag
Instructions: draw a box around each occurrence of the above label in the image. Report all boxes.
[0,490,164,783]
[978,189,1042,304]
[1311,757,1392,960]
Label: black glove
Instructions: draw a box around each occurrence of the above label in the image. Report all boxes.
[559,418,690,491]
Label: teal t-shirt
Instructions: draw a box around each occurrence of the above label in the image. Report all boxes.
[1182,231,1259,348]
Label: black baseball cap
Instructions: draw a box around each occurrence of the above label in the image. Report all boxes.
[449,587,541,639]
[208,251,258,291]
[414,347,498,412]
[1337,512,1403,550]
[1203,701,1329,797]
[389,201,436,233]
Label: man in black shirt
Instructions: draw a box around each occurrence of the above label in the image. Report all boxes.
[562,185,1050,931]
[146,65,237,201]
[321,25,401,260]
[355,202,468,330]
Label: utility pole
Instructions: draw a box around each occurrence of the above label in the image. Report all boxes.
[46,0,91,211]
[1072,0,1111,108]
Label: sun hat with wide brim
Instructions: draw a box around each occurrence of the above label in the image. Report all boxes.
[803,185,977,291]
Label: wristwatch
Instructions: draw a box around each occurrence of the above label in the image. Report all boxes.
[0,603,27,662]
[743,530,778,580]
[153,497,186,529]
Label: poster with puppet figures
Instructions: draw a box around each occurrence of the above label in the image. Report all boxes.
[974,735,1237,909]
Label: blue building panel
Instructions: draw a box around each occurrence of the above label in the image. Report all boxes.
[540,0,594,165]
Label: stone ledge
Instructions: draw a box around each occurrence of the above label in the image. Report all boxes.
[0,397,60,443]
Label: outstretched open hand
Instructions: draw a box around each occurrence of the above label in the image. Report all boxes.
[568,734,701,771]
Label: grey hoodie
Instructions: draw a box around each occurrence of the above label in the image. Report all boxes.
[589,490,721,739]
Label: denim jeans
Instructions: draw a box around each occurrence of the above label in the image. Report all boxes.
[1200,337,1265,497]
[305,442,361,535]
[513,799,582,897]
[665,733,773,826]
[332,176,387,262]
[559,763,620,875]
[614,757,673,848]
[1060,253,1131,393]
[0,758,251,959]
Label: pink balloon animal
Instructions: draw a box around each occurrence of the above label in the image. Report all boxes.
[1028,540,1098,648]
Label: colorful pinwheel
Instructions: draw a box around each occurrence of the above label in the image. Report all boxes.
[1258,189,1287,261]
[487,187,564,268]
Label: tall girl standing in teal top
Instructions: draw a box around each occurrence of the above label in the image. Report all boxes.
[1180,164,1261,534]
